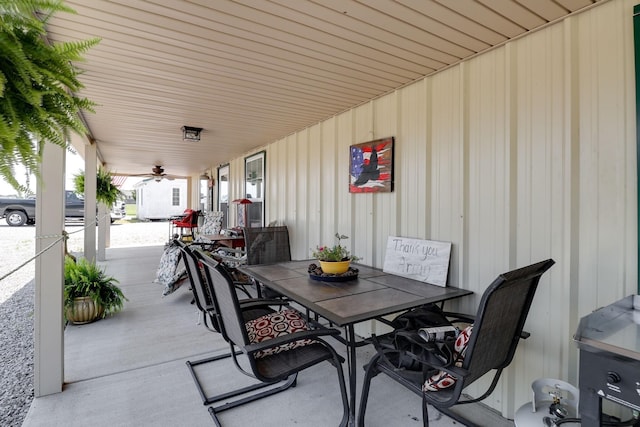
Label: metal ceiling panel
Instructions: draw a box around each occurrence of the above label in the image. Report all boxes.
[43,0,602,177]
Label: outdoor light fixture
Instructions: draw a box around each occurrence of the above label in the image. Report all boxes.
[181,126,202,141]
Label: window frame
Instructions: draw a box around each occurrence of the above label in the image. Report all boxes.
[244,151,265,227]
[217,164,230,229]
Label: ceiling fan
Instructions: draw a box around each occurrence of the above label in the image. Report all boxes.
[130,165,178,182]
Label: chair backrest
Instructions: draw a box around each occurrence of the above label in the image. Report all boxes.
[174,209,195,225]
[460,259,555,388]
[194,248,251,348]
[175,240,214,314]
[242,226,291,265]
[199,211,224,235]
[190,210,201,226]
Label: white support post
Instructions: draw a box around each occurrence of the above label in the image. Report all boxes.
[186,176,193,209]
[34,142,65,396]
[97,202,108,261]
[84,144,97,261]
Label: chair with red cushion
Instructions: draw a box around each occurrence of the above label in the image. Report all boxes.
[171,209,199,240]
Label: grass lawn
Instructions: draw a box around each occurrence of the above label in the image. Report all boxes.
[125,203,137,217]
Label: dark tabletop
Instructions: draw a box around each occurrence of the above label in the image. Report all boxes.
[240,261,472,326]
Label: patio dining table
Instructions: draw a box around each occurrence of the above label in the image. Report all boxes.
[199,233,245,249]
[239,260,473,425]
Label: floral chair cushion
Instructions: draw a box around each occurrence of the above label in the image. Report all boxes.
[245,308,314,358]
[198,211,224,236]
[422,324,473,392]
[154,243,187,296]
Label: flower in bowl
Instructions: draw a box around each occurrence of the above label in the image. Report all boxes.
[311,233,360,262]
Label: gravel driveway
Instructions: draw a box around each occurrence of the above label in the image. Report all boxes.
[0,220,170,426]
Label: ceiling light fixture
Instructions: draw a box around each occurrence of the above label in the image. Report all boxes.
[181,126,202,141]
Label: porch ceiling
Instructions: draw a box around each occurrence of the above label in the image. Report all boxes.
[45,0,602,178]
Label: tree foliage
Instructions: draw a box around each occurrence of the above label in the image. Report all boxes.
[0,0,99,191]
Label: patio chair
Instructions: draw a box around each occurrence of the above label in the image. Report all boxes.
[192,248,350,427]
[175,239,253,332]
[193,211,224,250]
[357,258,555,427]
[243,225,291,265]
[171,208,199,240]
[241,226,291,298]
[180,241,290,408]
[154,239,188,296]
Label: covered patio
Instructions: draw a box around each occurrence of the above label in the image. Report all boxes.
[22,245,511,426]
[21,0,640,425]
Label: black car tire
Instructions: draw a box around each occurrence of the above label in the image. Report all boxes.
[6,210,27,226]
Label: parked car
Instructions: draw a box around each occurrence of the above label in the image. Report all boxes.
[0,190,118,226]
[110,201,126,221]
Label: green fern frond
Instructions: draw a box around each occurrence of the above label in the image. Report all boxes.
[0,0,98,191]
[73,167,124,206]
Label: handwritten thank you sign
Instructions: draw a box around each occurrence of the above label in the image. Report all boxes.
[383,236,451,287]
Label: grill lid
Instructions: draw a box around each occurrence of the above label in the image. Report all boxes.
[574,295,640,361]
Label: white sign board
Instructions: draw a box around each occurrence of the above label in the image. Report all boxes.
[383,236,452,287]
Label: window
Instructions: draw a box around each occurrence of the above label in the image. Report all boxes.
[200,175,211,212]
[172,188,180,206]
[244,151,265,227]
[218,164,229,229]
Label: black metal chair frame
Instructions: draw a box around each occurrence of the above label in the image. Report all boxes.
[242,226,291,265]
[357,258,555,427]
[193,248,350,427]
[176,239,292,410]
[239,226,292,299]
[176,239,222,332]
[171,209,200,240]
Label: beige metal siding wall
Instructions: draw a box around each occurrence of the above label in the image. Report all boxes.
[232,0,637,417]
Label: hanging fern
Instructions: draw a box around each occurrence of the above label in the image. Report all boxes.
[73,167,123,207]
[0,0,99,191]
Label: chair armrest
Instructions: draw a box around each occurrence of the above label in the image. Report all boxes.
[443,311,529,338]
[238,298,289,310]
[216,247,246,256]
[245,327,341,353]
[436,363,470,380]
[189,240,214,246]
[442,311,475,324]
[213,248,247,264]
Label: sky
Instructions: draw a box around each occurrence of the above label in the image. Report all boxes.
[0,150,138,196]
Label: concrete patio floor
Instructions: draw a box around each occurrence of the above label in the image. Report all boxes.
[22,245,514,427]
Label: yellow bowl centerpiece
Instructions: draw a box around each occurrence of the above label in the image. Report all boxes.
[311,233,360,275]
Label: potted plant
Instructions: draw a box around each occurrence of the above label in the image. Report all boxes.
[0,1,98,192]
[73,167,124,207]
[64,256,127,324]
[311,233,360,274]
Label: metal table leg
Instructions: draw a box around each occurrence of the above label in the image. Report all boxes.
[345,325,357,426]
